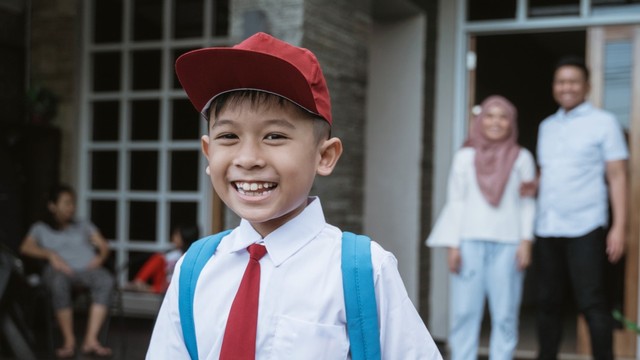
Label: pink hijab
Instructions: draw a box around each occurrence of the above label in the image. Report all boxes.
[464,95,521,207]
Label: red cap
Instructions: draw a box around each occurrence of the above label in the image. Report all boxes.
[175,32,332,125]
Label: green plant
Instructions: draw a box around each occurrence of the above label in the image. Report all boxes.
[612,309,640,333]
[26,85,58,124]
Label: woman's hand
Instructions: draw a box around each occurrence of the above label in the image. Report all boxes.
[86,255,105,270]
[516,240,533,270]
[448,247,461,274]
[48,252,73,275]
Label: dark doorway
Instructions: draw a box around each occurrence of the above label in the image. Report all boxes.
[474,30,587,356]
[475,31,586,155]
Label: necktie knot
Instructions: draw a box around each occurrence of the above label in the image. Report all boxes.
[248,243,267,261]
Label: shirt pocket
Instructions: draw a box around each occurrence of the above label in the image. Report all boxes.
[269,315,349,360]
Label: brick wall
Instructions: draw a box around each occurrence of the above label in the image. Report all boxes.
[29,0,80,185]
[225,0,371,233]
[303,0,371,233]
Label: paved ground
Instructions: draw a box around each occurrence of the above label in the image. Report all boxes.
[0,312,155,360]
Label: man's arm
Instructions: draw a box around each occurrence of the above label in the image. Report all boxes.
[605,159,628,263]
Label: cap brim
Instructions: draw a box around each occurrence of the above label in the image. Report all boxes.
[175,48,318,118]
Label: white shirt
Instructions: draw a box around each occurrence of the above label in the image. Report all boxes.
[427,147,536,248]
[536,102,629,237]
[147,197,442,360]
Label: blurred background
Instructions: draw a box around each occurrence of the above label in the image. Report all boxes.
[0,0,639,358]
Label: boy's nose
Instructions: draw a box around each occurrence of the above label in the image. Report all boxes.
[233,142,266,169]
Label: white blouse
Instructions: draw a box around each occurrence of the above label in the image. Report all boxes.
[427,147,536,248]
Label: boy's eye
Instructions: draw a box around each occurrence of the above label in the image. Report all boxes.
[214,133,238,140]
[264,133,287,140]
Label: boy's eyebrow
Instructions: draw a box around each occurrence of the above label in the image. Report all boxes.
[210,118,297,130]
[263,118,296,129]
[210,119,234,129]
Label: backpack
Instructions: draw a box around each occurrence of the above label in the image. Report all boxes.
[178,230,381,360]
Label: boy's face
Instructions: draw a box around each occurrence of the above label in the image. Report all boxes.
[201,99,342,237]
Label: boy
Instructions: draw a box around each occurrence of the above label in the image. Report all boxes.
[147,32,442,359]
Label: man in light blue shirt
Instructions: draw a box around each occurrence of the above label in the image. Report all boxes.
[534,56,628,360]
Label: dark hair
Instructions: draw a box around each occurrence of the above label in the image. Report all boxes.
[207,90,331,141]
[174,223,200,252]
[48,184,75,203]
[554,56,590,82]
[43,183,76,230]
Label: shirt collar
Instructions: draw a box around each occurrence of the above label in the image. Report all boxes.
[555,101,592,120]
[229,197,327,266]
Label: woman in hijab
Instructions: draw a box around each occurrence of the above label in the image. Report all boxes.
[427,95,536,360]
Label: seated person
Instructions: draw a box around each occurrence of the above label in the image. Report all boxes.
[128,223,199,293]
[19,184,113,358]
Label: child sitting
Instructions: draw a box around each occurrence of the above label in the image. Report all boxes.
[128,223,199,293]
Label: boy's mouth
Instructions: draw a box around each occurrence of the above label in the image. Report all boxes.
[233,181,277,196]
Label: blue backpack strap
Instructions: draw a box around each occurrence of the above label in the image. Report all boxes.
[341,232,382,360]
[179,230,232,360]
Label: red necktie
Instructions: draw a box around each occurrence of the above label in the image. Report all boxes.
[219,244,267,360]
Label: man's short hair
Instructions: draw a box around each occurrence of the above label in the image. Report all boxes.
[555,56,590,82]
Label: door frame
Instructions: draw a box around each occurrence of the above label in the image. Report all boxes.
[466,26,640,357]
[580,25,640,358]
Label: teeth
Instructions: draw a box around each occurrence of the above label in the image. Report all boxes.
[235,182,276,194]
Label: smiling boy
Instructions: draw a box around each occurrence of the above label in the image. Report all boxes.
[146,33,442,359]
[203,92,338,237]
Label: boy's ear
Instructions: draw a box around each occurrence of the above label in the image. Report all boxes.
[316,137,343,176]
[201,135,210,157]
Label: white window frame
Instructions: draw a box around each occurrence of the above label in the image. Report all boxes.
[77,0,230,284]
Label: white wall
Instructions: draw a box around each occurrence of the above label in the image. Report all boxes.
[364,15,425,305]
[428,0,463,340]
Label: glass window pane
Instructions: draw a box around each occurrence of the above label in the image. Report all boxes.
[170,151,199,191]
[91,200,117,239]
[130,151,158,191]
[93,52,121,92]
[169,201,198,236]
[132,0,162,41]
[173,48,196,89]
[593,0,640,3]
[93,0,123,43]
[174,0,203,38]
[129,201,157,241]
[132,50,161,90]
[212,0,230,36]
[528,0,579,17]
[603,40,632,130]
[172,98,200,139]
[91,151,118,190]
[593,0,640,15]
[92,101,119,141]
[131,100,159,140]
[468,0,516,21]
